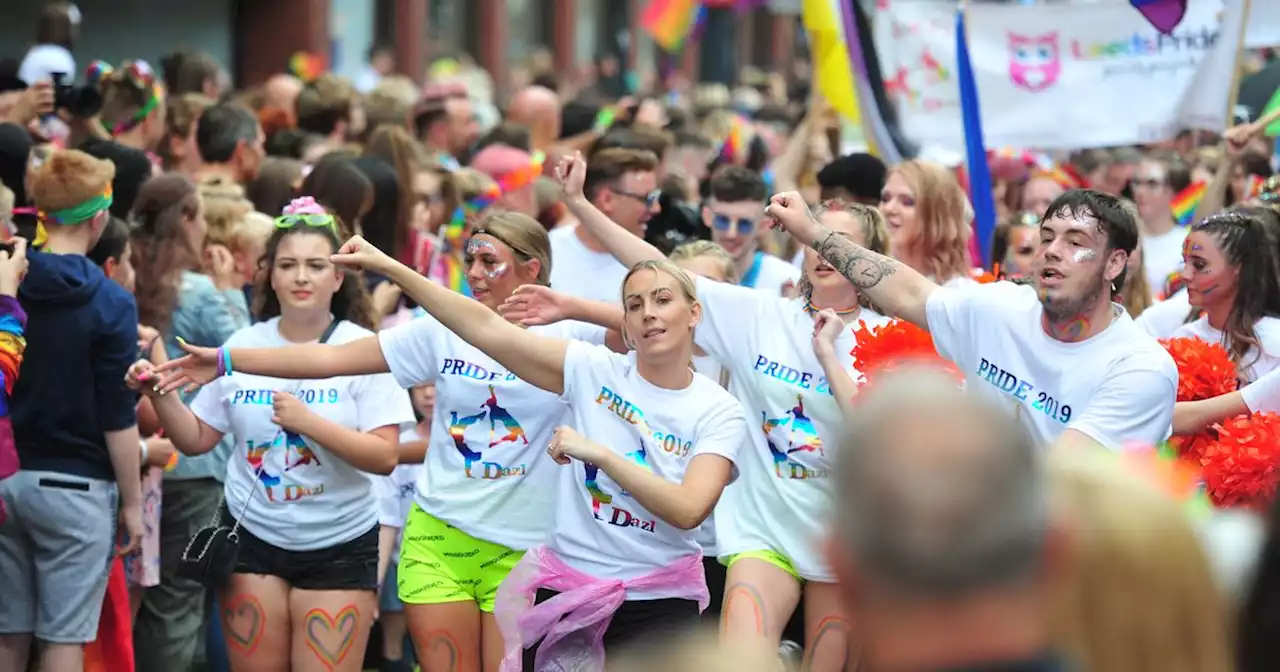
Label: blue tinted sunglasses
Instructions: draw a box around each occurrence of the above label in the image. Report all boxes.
[710,213,758,235]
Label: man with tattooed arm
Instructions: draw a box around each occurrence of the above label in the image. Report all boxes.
[765,189,1177,452]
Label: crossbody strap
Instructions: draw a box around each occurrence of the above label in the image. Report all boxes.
[223,319,343,538]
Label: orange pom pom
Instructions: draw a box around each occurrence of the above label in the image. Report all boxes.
[1160,337,1238,460]
[1159,337,1238,402]
[850,319,963,387]
[1198,412,1280,509]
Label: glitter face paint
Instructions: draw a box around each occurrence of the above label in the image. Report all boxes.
[1072,249,1097,264]
[486,262,509,280]
[465,238,498,257]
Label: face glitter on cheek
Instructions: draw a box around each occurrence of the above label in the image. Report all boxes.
[485,262,509,280]
[1072,249,1097,264]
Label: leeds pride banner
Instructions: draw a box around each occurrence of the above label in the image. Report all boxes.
[873,0,1244,151]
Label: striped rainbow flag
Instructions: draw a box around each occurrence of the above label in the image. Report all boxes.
[641,0,703,52]
[1171,181,1206,227]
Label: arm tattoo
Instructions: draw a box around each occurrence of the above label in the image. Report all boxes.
[814,228,901,290]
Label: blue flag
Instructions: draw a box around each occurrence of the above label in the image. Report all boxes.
[955,8,997,268]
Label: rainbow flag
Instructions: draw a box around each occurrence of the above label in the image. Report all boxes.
[288,52,326,82]
[718,117,749,163]
[1172,181,1206,227]
[641,0,703,52]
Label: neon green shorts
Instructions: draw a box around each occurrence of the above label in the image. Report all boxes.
[721,549,802,582]
[396,504,524,612]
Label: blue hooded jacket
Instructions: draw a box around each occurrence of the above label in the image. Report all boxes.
[13,250,138,481]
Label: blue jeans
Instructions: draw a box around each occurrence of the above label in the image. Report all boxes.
[206,594,230,672]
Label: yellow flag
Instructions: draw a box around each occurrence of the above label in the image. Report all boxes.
[802,0,861,125]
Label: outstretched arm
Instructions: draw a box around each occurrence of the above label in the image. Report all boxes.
[231,337,391,379]
[155,335,393,394]
[765,192,938,328]
[557,152,666,270]
[346,238,572,395]
[499,284,627,353]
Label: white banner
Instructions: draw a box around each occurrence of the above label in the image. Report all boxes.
[1246,0,1280,47]
[873,0,1245,151]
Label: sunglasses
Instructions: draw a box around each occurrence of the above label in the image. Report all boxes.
[615,189,661,209]
[275,213,337,235]
[710,213,758,235]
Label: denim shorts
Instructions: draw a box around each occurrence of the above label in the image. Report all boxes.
[223,507,378,591]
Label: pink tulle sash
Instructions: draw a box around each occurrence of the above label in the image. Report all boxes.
[496,546,709,672]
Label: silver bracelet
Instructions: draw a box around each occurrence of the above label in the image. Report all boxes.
[139,439,149,465]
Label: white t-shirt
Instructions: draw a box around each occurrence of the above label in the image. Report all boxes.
[374,426,427,562]
[190,318,415,552]
[1242,366,1280,414]
[548,225,630,304]
[19,44,74,86]
[691,352,727,557]
[378,313,607,550]
[692,276,892,581]
[1173,315,1280,383]
[1137,289,1194,338]
[549,341,748,600]
[926,282,1178,450]
[740,251,800,296]
[1143,226,1189,298]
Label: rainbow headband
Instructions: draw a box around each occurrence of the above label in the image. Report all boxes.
[444,151,546,241]
[32,186,114,247]
[87,60,166,137]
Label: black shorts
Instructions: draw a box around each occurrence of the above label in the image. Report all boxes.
[702,556,726,625]
[522,588,700,670]
[222,507,379,591]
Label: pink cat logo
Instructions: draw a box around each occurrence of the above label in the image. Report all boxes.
[1008,32,1061,92]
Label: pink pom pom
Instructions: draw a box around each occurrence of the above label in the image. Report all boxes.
[283,196,326,216]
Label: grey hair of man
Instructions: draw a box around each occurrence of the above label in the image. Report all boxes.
[835,365,1048,599]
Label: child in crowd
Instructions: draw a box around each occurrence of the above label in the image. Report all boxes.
[82,217,177,672]
[374,383,432,672]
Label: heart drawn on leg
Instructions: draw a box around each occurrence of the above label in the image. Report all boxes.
[304,606,359,670]
[223,594,265,655]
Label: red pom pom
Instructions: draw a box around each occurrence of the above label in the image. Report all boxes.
[1198,412,1280,509]
[850,319,963,387]
[1159,337,1237,402]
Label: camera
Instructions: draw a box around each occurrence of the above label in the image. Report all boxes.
[644,192,704,255]
[50,72,102,118]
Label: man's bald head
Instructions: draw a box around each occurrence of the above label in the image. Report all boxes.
[507,86,561,148]
[832,365,1047,599]
[263,74,303,111]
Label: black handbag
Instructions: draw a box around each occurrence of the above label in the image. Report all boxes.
[176,321,340,588]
